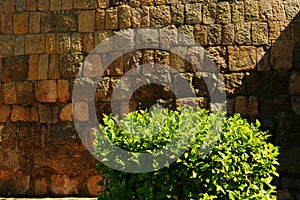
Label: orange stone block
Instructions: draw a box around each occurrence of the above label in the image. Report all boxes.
[35,80,57,103]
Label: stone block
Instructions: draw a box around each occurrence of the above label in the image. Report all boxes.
[0,35,15,58]
[135,28,159,48]
[228,46,256,71]
[171,4,184,24]
[178,25,194,46]
[59,103,72,121]
[259,0,273,21]
[46,33,56,54]
[41,12,52,33]
[73,102,89,121]
[78,10,95,32]
[38,54,49,80]
[0,105,11,122]
[26,0,37,11]
[131,8,141,28]
[119,5,131,29]
[102,52,123,76]
[11,106,33,122]
[207,24,221,45]
[50,0,61,10]
[159,26,178,49]
[123,50,143,73]
[74,0,96,9]
[35,80,58,103]
[83,54,104,77]
[61,0,73,10]
[216,2,231,24]
[25,34,45,54]
[16,82,34,105]
[252,22,268,45]
[71,33,83,52]
[222,73,245,95]
[96,9,105,30]
[57,33,71,53]
[59,53,84,78]
[16,0,26,12]
[150,5,171,27]
[283,0,300,20]
[50,175,78,195]
[289,72,300,95]
[244,0,259,21]
[38,104,58,123]
[142,0,154,6]
[38,0,50,10]
[202,3,216,24]
[170,47,187,73]
[29,12,41,33]
[14,35,25,56]
[185,3,202,24]
[271,40,295,70]
[141,7,150,28]
[194,24,208,46]
[49,54,60,79]
[1,14,13,34]
[2,56,29,82]
[13,12,29,34]
[106,7,118,30]
[97,0,109,8]
[58,80,70,102]
[51,11,77,32]
[235,23,251,45]
[34,178,48,195]
[83,33,95,53]
[206,46,227,71]
[94,30,112,52]
[222,24,234,45]
[232,1,244,23]
[28,55,39,80]
[272,0,286,21]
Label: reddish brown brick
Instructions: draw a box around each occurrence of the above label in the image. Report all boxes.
[61,0,73,10]
[25,34,45,54]
[0,105,11,122]
[1,14,13,34]
[26,0,38,11]
[38,54,49,80]
[59,103,72,121]
[28,55,39,80]
[45,33,56,54]
[57,80,70,102]
[14,12,29,35]
[29,12,41,33]
[35,80,57,103]
[38,0,50,10]
[78,10,95,32]
[4,82,17,105]
[73,102,89,121]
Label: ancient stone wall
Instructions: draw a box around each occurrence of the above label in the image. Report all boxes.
[0,0,300,198]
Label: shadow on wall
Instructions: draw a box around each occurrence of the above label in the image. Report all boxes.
[233,11,300,198]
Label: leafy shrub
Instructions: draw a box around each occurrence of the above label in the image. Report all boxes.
[93,106,279,199]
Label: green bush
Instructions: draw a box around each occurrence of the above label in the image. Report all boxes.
[93,106,279,200]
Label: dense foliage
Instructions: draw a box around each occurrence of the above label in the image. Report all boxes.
[93,107,279,199]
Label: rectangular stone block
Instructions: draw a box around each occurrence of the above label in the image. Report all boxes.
[14,12,29,34]
[222,24,234,45]
[16,82,34,105]
[228,46,256,71]
[28,55,39,81]
[29,12,41,33]
[83,33,95,53]
[271,40,295,70]
[106,7,118,30]
[71,33,83,52]
[50,0,62,10]
[0,35,14,58]
[96,9,105,30]
[259,0,273,21]
[207,24,221,45]
[150,5,171,27]
[119,5,131,29]
[38,54,49,80]
[252,22,268,45]
[97,0,109,8]
[216,2,231,24]
[4,82,17,104]
[26,0,38,11]
[244,0,259,21]
[202,3,216,24]
[59,103,72,121]
[49,54,60,79]
[25,34,45,54]
[11,106,32,122]
[61,0,73,10]
[232,1,244,23]
[171,4,184,24]
[74,0,96,9]
[38,0,50,10]
[38,104,58,123]
[59,53,83,78]
[41,12,52,33]
[57,80,70,102]
[78,10,95,32]
[0,105,10,122]
[57,33,71,53]
[194,24,207,46]
[235,23,251,45]
[272,0,286,21]
[35,80,57,103]
[45,33,56,54]
[2,56,29,82]
[185,3,202,24]
[14,35,25,56]
[1,14,13,34]
[51,11,77,32]
[3,0,15,13]
[73,102,89,121]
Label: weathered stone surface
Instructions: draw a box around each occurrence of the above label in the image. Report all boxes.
[135,28,159,48]
[58,80,70,102]
[83,54,104,77]
[34,178,48,195]
[11,106,35,122]
[52,11,77,32]
[271,40,295,70]
[235,23,251,45]
[14,35,25,56]
[0,105,11,122]
[159,26,178,48]
[38,104,58,123]
[74,0,96,9]
[222,24,234,45]
[38,0,49,10]
[16,82,34,105]
[185,3,202,24]
[50,175,79,195]
[29,12,41,33]
[13,12,29,34]
[272,0,286,21]
[97,0,110,8]
[259,0,273,21]
[228,46,256,71]
[59,103,72,121]
[194,24,208,46]
[62,0,73,10]
[78,10,95,32]
[207,24,221,45]
[202,3,216,24]
[83,33,95,53]
[119,5,131,29]
[150,5,171,27]
[232,1,244,23]
[171,4,184,24]
[235,96,258,115]
[40,12,52,33]
[1,14,13,34]
[283,0,300,20]
[57,33,71,53]
[0,35,15,58]
[178,25,194,45]
[113,29,135,51]
[96,77,111,101]
[2,56,28,82]
[222,73,245,95]
[50,0,62,10]
[38,54,49,80]
[35,80,58,103]
[216,2,230,24]
[207,46,227,72]
[252,22,268,45]
[96,9,106,30]
[244,0,259,21]
[289,72,300,95]
[59,53,84,78]
[257,46,271,71]
[25,34,45,54]
[73,102,89,121]
[106,7,118,30]
[71,33,83,52]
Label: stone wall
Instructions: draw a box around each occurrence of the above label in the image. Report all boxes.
[0,0,300,198]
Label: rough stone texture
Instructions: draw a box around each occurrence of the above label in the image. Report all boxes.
[235,23,251,45]
[228,46,256,71]
[52,11,77,32]
[185,3,201,24]
[216,2,231,24]
[106,7,118,30]
[252,22,268,45]
[171,4,184,24]
[35,80,58,103]
[150,5,171,27]
[13,12,29,34]
[78,11,95,32]
[118,5,131,29]
[59,103,72,121]
[25,34,45,54]
[203,3,216,24]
